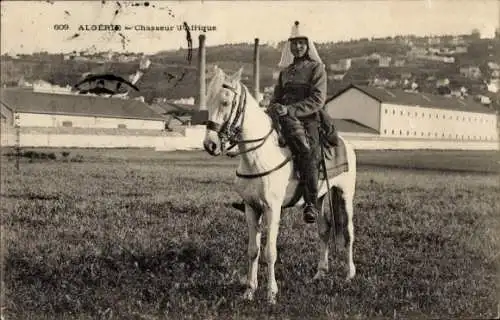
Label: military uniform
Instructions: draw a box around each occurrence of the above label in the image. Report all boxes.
[233,21,338,223]
[270,56,327,219]
[268,21,336,224]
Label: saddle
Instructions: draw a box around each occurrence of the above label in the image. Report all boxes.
[268,108,348,181]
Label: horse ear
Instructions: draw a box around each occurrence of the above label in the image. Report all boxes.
[229,67,244,82]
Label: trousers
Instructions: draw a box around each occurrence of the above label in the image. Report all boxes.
[279,114,320,206]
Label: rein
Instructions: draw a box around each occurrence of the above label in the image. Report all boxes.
[206,81,292,179]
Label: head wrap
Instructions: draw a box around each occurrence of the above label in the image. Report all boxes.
[278,21,323,68]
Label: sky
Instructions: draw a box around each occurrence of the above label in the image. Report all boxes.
[1,0,499,55]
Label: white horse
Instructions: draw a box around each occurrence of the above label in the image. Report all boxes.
[202,66,357,305]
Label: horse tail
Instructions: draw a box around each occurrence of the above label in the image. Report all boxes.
[330,187,347,248]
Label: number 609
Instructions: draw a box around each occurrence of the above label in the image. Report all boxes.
[54,24,69,31]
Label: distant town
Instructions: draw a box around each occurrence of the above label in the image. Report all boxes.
[1,29,499,112]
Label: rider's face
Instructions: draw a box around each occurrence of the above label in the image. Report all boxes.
[290,38,308,58]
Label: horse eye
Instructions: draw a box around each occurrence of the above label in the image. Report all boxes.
[221,100,229,107]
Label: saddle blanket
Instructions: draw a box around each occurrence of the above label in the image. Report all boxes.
[283,138,348,208]
[318,136,349,180]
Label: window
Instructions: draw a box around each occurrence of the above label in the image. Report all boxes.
[62,121,72,127]
[399,130,403,135]
[392,130,395,134]
[422,112,425,117]
[415,112,418,117]
[385,109,388,114]
[393,110,395,115]
[435,132,438,137]
[406,130,410,136]
[401,111,404,116]
[408,111,411,116]
[456,116,459,120]
[118,124,127,129]
[414,131,417,136]
[421,132,424,136]
[384,129,387,134]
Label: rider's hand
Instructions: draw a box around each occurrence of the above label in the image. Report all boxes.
[268,103,288,117]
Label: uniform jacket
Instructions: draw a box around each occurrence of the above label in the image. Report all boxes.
[271,56,327,120]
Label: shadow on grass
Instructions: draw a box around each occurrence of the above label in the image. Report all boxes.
[1,193,60,201]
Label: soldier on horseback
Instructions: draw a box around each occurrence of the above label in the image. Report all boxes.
[267,21,339,224]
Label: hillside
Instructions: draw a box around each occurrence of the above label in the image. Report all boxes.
[1,34,499,110]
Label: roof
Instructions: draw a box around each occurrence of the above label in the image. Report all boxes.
[326,84,497,115]
[332,119,379,134]
[150,102,199,115]
[0,88,166,121]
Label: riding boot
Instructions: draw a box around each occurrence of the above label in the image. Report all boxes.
[297,153,320,224]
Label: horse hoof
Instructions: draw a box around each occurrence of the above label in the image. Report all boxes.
[243,289,255,301]
[346,267,356,281]
[267,293,277,305]
[313,270,326,282]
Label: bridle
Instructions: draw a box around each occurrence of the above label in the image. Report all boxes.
[205,81,274,158]
[205,81,291,178]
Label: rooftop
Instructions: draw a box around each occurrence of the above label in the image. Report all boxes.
[332,119,379,134]
[327,84,497,114]
[0,88,166,120]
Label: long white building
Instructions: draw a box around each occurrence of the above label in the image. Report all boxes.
[325,84,499,150]
[0,88,166,130]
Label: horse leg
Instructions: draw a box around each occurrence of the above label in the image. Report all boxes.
[313,195,332,281]
[243,204,262,301]
[343,193,356,280]
[263,204,281,305]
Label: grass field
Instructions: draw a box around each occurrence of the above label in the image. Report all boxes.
[1,148,499,319]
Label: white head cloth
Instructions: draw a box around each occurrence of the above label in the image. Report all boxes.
[278,21,323,68]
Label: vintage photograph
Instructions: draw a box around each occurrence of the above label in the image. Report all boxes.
[1,0,499,319]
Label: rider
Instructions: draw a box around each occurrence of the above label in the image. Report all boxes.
[231,21,339,223]
[268,21,330,224]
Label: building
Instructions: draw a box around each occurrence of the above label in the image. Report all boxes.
[0,88,166,131]
[325,84,498,149]
[329,58,352,72]
[378,56,392,67]
[460,66,482,79]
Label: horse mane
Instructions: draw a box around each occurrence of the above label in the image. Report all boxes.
[206,68,225,106]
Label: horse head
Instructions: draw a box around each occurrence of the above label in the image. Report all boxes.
[203,66,246,156]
